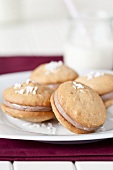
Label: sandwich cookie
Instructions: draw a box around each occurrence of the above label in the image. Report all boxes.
[51,81,106,134]
[30,61,78,90]
[76,72,113,108]
[1,79,54,122]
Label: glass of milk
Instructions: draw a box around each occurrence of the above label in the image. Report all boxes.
[64,11,113,72]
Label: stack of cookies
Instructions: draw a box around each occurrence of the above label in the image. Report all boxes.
[2,61,111,134]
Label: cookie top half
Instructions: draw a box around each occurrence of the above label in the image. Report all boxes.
[55,81,106,128]
[3,79,53,106]
[30,61,78,84]
[76,72,113,95]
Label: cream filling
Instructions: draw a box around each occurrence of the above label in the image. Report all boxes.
[46,83,60,89]
[101,91,113,102]
[54,92,99,131]
[4,100,51,112]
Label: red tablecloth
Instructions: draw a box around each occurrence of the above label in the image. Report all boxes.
[0,56,113,161]
[0,138,113,161]
[0,55,63,74]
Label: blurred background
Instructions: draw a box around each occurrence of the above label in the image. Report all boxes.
[0,0,113,56]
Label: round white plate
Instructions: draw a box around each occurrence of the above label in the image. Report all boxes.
[0,70,113,144]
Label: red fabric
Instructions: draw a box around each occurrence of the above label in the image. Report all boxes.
[0,56,113,161]
[0,138,113,161]
[0,56,63,75]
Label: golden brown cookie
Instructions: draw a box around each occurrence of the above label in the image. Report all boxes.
[1,79,54,122]
[103,99,113,109]
[30,61,78,89]
[51,81,106,134]
[76,72,113,108]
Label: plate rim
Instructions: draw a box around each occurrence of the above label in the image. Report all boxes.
[0,70,113,143]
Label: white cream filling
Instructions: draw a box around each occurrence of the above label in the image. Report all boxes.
[46,83,60,89]
[101,91,113,102]
[4,100,51,112]
[54,92,99,131]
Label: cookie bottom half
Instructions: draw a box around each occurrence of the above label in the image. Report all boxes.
[104,99,113,109]
[1,104,55,122]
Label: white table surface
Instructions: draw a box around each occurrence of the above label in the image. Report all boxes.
[0,19,70,56]
[1,161,113,170]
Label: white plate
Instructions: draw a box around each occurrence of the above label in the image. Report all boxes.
[0,70,113,144]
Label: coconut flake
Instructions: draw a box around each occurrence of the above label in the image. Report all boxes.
[41,123,46,128]
[73,81,84,89]
[14,80,38,95]
[15,85,38,95]
[47,123,53,127]
[15,89,25,94]
[87,72,104,80]
[19,89,25,94]
[32,86,38,94]
[26,79,37,84]
[79,89,85,93]
[76,83,84,89]
[26,86,34,94]
[14,83,21,89]
[45,61,63,74]
[26,79,31,84]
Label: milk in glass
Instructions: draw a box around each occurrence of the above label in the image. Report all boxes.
[64,16,113,72]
